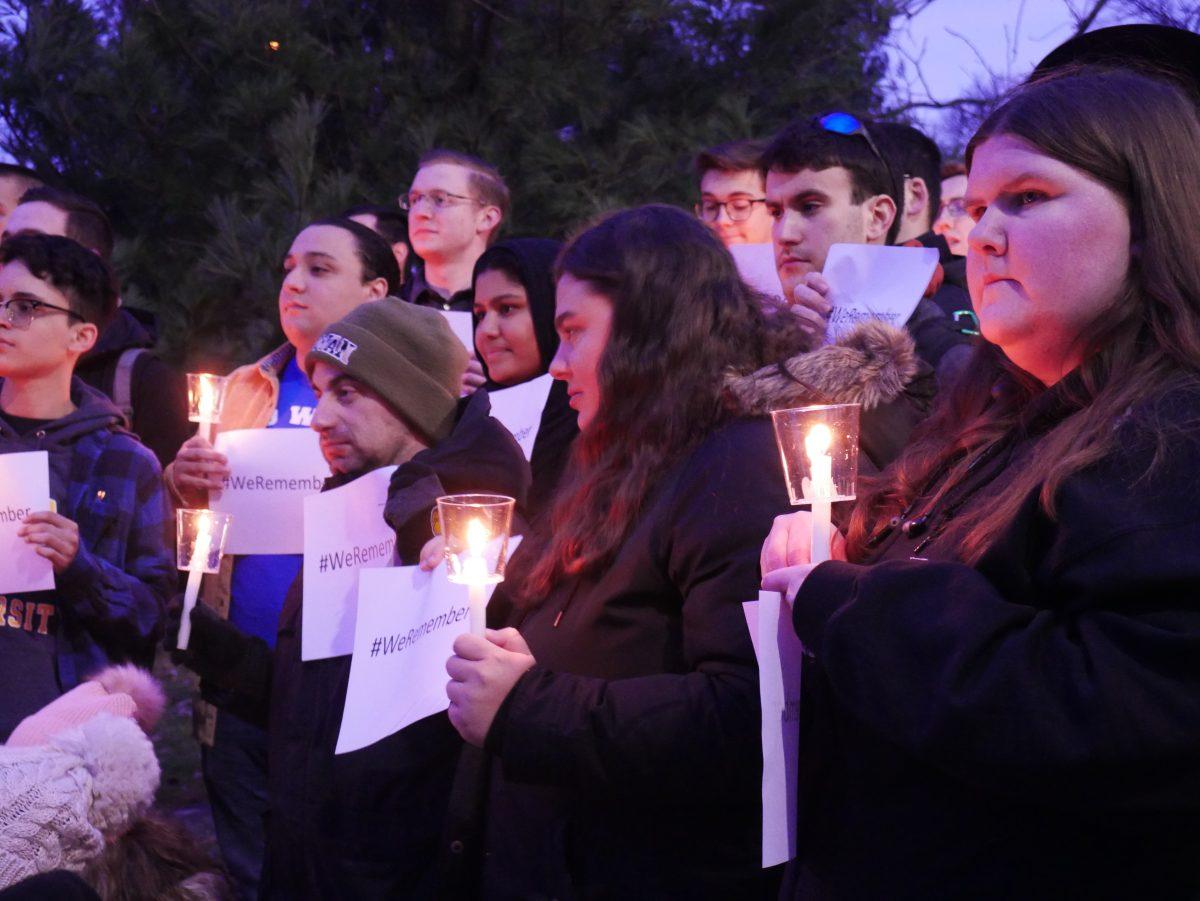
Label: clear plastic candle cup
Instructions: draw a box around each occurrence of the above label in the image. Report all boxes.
[437,494,516,635]
[770,403,861,564]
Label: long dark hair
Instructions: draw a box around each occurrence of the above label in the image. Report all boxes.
[847,67,1200,563]
[514,204,802,601]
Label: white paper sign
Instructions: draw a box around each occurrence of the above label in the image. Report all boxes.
[0,451,53,594]
[729,242,786,304]
[755,589,804,868]
[821,243,937,344]
[210,429,330,555]
[302,465,398,661]
[441,310,475,356]
[336,540,519,755]
[488,374,554,461]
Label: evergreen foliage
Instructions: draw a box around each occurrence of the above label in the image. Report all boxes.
[0,0,897,367]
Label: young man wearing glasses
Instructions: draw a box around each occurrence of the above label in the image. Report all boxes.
[763,115,973,387]
[693,139,773,247]
[399,149,508,314]
[399,149,509,395]
[0,233,172,740]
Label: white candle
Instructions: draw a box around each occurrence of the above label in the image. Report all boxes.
[197,376,218,443]
[806,424,834,564]
[463,518,490,636]
[177,512,213,650]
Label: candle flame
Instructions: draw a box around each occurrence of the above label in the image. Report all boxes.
[805,423,832,458]
[467,518,488,557]
[198,375,217,420]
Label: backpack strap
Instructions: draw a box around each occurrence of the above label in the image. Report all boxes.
[111,347,147,428]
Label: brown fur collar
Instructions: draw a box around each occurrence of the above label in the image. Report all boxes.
[726,320,920,414]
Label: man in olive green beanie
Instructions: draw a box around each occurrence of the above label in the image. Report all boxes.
[305,301,468,446]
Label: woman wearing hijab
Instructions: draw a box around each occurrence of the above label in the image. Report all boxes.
[473,238,577,517]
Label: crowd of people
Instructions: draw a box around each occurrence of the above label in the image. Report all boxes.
[0,20,1197,901]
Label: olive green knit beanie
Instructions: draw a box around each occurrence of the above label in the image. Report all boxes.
[306,300,469,443]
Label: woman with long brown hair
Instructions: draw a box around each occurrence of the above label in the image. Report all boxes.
[762,67,1200,899]
[443,204,799,898]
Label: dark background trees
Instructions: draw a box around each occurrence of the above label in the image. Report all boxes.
[0,0,899,368]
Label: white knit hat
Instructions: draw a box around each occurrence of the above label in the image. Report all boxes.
[0,713,160,888]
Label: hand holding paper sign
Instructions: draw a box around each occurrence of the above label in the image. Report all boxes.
[762,564,819,606]
[18,511,79,573]
[785,272,833,344]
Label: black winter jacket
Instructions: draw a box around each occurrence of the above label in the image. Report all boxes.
[452,417,793,900]
[186,391,529,899]
[785,375,1200,900]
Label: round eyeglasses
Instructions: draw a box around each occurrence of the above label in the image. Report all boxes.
[695,197,768,222]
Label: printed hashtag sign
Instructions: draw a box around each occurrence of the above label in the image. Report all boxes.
[302,464,399,661]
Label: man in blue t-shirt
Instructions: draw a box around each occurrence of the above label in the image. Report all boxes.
[164,217,400,899]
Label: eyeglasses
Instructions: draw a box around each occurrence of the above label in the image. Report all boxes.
[695,197,768,222]
[0,297,85,330]
[938,197,969,219]
[399,190,486,213]
[816,111,900,200]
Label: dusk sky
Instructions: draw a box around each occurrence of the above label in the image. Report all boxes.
[888,0,1158,141]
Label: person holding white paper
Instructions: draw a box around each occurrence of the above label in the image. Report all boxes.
[162,216,399,899]
[472,238,578,516]
[762,113,974,388]
[760,68,1200,899]
[443,206,796,899]
[175,301,528,899]
[0,234,172,740]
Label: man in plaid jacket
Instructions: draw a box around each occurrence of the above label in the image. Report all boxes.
[0,233,172,740]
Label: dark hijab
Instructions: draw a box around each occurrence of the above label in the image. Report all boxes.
[471,238,577,518]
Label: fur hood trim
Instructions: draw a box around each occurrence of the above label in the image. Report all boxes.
[726,320,920,415]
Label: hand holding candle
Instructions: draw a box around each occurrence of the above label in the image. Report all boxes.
[175,508,233,649]
[438,494,516,637]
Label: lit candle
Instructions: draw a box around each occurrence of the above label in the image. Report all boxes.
[463,518,490,636]
[806,424,834,564]
[177,510,213,650]
[197,376,218,443]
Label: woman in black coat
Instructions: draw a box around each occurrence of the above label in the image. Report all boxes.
[472,238,578,518]
[762,68,1200,900]
[444,206,806,899]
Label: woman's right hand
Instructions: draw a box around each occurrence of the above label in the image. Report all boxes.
[171,435,231,505]
[760,510,847,575]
